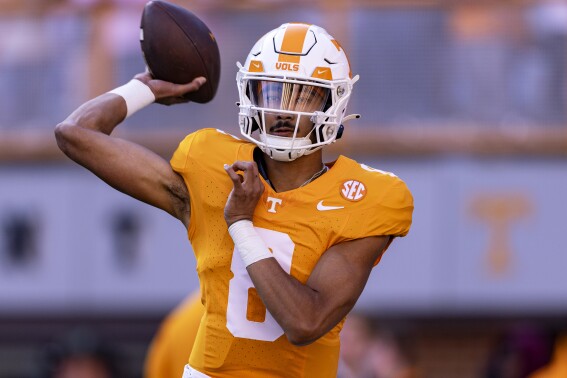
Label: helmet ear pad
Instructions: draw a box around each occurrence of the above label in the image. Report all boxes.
[318,123,337,143]
[314,92,337,142]
[336,124,344,139]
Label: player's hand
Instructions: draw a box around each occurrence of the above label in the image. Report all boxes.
[133,71,206,106]
[224,161,265,227]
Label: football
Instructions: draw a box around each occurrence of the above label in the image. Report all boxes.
[140,0,221,103]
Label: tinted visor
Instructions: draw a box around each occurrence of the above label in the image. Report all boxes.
[249,80,330,113]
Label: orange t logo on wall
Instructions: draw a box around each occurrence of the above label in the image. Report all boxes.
[341,180,367,201]
[470,193,533,277]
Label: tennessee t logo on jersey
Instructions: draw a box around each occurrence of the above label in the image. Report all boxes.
[266,197,283,213]
[340,180,367,201]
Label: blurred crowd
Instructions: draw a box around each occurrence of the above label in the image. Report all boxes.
[1,0,567,131]
[30,314,567,378]
[337,313,567,378]
[339,314,418,378]
[34,328,119,378]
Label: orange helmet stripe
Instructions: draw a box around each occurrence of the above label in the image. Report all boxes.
[331,39,352,78]
[278,23,310,64]
[330,39,342,51]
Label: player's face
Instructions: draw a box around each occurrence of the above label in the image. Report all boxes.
[249,80,329,138]
[262,111,316,138]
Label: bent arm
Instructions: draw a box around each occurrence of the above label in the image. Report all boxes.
[223,160,392,345]
[246,235,391,346]
[55,74,205,226]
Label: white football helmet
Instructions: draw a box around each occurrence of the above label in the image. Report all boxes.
[237,23,360,161]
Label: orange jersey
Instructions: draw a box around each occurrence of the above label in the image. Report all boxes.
[144,291,204,378]
[170,129,413,377]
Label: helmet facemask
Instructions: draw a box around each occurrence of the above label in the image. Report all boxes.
[238,72,355,161]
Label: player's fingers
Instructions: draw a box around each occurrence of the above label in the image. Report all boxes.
[177,77,206,96]
[224,164,244,189]
[149,76,206,101]
[134,71,152,82]
[230,161,259,184]
[244,162,260,186]
[157,96,191,106]
[230,161,263,196]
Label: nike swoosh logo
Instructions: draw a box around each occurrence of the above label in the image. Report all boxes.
[317,200,344,211]
[317,69,327,74]
[252,62,260,68]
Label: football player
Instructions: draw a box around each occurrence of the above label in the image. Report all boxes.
[55,23,413,378]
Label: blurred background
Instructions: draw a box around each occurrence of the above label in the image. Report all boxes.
[1,0,566,377]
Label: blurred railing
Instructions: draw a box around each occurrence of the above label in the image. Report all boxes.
[1,126,567,163]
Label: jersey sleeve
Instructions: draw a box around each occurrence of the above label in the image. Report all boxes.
[170,132,199,174]
[169,128,246,241]
[170,128,245,174]
[343,177,414,240]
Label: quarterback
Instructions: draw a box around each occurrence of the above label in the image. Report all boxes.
[55,23,413,378]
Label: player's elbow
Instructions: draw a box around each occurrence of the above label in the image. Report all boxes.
[285,320,323,346]
[54,122,79,156]
[285,300,353,346]
[287,334,317,346]
[286,331,315,346]
[54,122,71,152]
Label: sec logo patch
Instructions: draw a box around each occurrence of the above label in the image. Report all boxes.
[340,180,367,201]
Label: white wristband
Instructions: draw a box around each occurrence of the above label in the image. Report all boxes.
[228,220,273,267]
[108,79,155,119]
